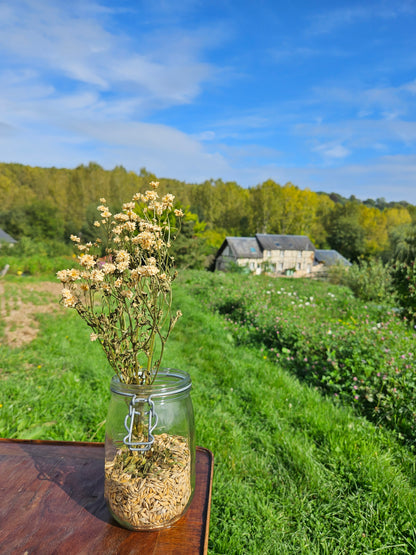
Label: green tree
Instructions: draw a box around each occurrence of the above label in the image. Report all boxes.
[325,202,366,261]
[389,223,416,263]
[0,200,65,241]
[212,180,250,235]
[248,180,284,234]
[171,210,213,269]
[388,223,416,324]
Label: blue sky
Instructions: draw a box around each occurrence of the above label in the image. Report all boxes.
[1,0,416,203]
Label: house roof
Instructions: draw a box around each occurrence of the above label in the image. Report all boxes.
[222,237,263,259]
[315,249,351,266]
[256,234,316,252]
[217,234,317,260]
[0,228,17,243]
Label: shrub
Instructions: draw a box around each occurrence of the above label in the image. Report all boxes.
[344,258,395,303]
[0,238,74,276]
[12,237,73,258]
[326,262,349,285]
[391,261,416,324]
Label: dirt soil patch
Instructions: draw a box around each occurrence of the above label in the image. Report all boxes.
[0,281,64,348]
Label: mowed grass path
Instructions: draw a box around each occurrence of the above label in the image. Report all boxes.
[0,273,415,553]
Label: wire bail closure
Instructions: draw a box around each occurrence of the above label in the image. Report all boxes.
[123,395,158,453]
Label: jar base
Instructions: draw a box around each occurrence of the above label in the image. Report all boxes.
[105,433,192,530]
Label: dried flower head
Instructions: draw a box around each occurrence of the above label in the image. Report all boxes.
[57,184,184,385]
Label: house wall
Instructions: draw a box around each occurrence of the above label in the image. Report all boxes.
[215,254,262,272]
[264,250,315,275]
[216,249,315,276]
[237,257,262,273]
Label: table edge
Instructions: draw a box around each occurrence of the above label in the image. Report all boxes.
[0,437,213,458]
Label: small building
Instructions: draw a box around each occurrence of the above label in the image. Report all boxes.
[314,249,351,268]
[0,228,17,246]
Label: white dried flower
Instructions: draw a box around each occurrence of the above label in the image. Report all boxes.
[90,269,104,282]
[123,202,136,211]
[137,265,159,276]
[61,288,77,308]
[56,270,70,283]
[145,190,158,202]
[102,263,116,275]
[79,254,96,269]
[162,194,175,209]
[114,213,129,222]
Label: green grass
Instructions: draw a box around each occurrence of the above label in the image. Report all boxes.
[185,271,416,448]
[1,271,416,553]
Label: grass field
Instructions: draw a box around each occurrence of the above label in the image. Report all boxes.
[1,270,416,553]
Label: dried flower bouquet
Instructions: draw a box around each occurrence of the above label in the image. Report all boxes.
[57,181,183,385]
[57,182,194,530]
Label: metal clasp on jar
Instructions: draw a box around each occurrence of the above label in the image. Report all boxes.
[123,395,158,453]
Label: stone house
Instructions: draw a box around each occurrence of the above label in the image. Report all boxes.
[214,234,349,277]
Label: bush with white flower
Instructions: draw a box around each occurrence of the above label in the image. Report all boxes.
[57,181,184,385]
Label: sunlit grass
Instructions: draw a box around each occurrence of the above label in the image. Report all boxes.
[0,271,415,553]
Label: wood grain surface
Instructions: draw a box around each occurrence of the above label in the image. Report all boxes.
[0,439,213,554]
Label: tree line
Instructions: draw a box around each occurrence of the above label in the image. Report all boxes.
[1,161,415,264]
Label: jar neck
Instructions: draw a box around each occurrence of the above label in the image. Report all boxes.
[110,368,192,400]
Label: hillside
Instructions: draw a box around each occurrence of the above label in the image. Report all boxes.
[0,161,415,260]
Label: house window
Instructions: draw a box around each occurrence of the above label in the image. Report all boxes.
[278,263,283,271]
[296,262,301,270]
[266,250,271,258]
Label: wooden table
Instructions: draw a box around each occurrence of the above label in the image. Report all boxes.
[0,439,213,554]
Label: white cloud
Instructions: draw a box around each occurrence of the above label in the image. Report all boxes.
[0,114,232,182]
[222,154,416,203]
[308,6,370,35]
[0,0,231,182]
[308,3,415,35]
[313,143,350,160]
[294,116,416,159]
[214,143,282,165]
[403,79,416,94]
[0,0,219,114]
[310,79,416,120]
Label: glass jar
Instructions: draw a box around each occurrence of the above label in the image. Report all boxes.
[104,369,195,531]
